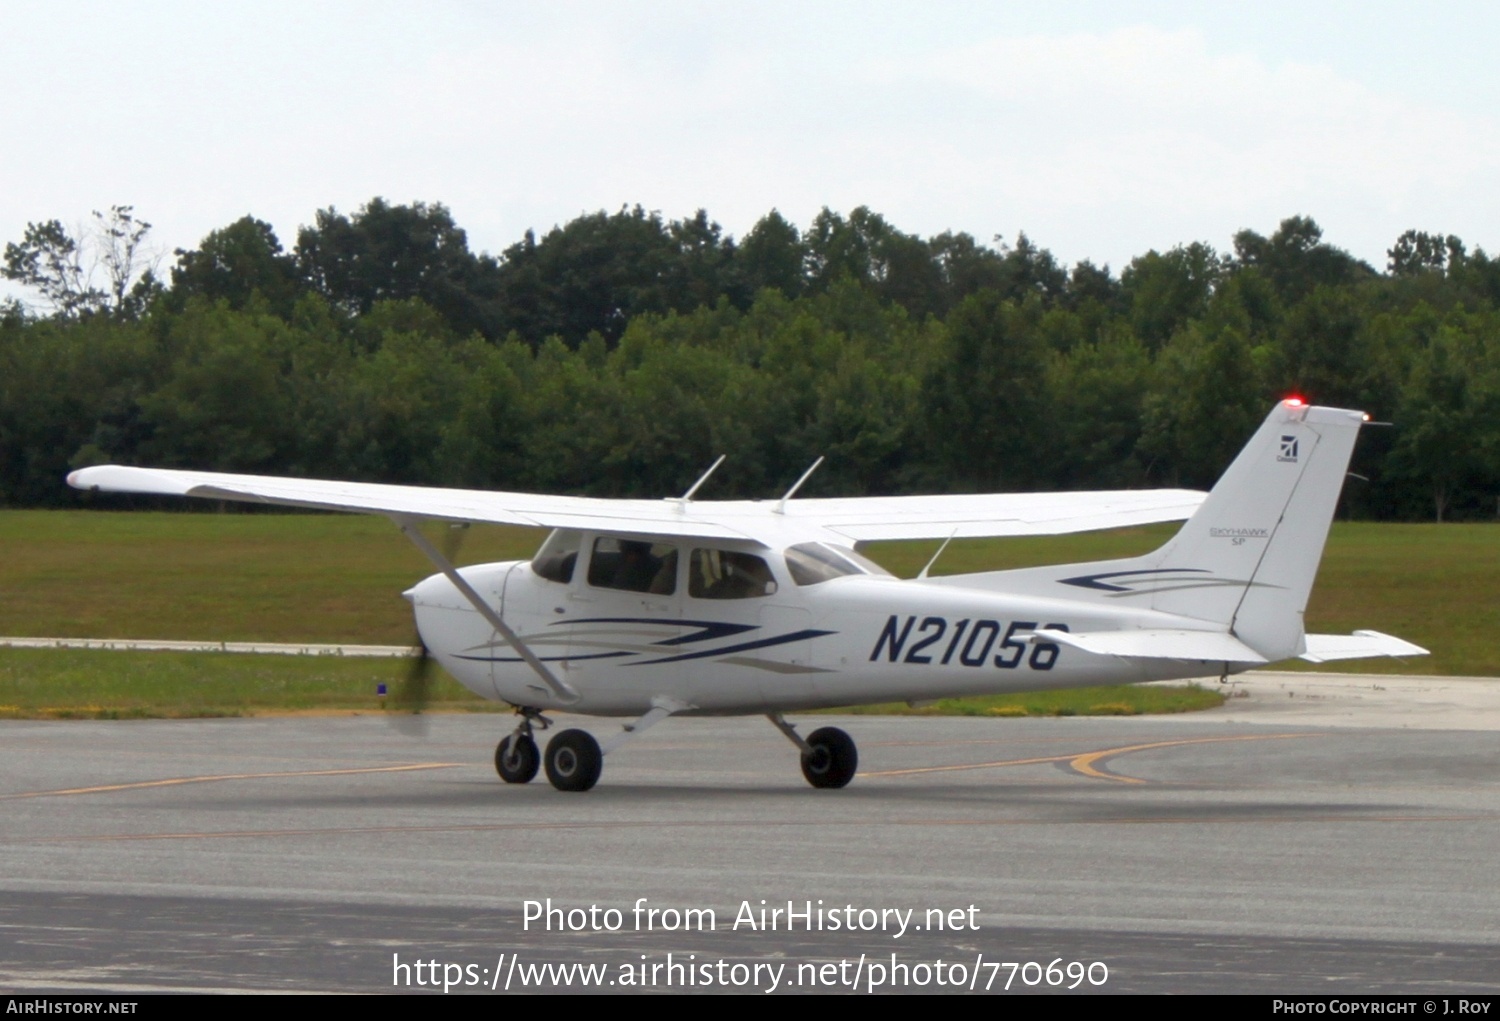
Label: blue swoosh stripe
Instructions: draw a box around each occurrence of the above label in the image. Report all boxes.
[560,617,759,645]
[637,629,836,666]
[1059,568,1210,592]
[454,651,632,664]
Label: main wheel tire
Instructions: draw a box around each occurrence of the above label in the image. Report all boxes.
[544,729,603,792]
[495,733,540,784]
[800,726,857,789]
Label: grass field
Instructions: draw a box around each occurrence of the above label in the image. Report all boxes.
[0,510,1492,717]
[0,646,1223,720]
[0,510,534,644]
[0,647,489,719]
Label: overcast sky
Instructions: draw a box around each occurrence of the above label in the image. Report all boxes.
[3,1,1497,296]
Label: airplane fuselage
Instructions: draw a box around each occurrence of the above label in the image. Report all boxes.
[408,549,1230,716]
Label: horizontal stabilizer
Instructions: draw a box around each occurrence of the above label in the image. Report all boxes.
[1299,630,1429,663]
[1030,627,1268,664]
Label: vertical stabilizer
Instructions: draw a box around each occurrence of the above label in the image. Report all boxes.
[1143,401,1366,659]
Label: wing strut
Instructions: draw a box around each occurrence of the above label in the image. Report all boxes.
[917,529,959,579]
[598,696,690,754]
[392,515,580,704]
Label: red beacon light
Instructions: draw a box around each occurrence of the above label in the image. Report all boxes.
[1283,396,1306,408]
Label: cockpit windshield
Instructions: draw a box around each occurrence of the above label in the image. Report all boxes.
[783,542,893,586]
[531,529,582,584]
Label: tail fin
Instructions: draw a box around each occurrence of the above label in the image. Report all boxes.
[946,400,1368,662]
[1142,400,1365,658]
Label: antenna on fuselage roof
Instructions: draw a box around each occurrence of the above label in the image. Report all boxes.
[666,454,726,510]
[774,456,824,515]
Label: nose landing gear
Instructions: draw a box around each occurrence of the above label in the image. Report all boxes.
[494,708,550,784]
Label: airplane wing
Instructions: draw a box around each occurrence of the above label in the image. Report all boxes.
[66,465,751,541]
[67,465,1205,547]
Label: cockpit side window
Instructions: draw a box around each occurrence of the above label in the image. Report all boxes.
[531,529,582,584]
[587,538,678,595]
[689,548,776,599]
[784,542,893,586]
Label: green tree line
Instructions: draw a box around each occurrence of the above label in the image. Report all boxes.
[3,201,1498,520]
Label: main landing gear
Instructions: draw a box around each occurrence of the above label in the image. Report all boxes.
[543,729,603,792]
[768,713,858,789]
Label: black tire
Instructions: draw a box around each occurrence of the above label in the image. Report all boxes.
[495,733,540,784]
[544,729,603,792]
[800,726,857,789]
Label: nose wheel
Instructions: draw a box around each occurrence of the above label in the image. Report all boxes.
[495,708,550,784]
[495,733,540,783]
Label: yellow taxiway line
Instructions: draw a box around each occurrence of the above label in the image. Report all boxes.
[862,732,1322,783]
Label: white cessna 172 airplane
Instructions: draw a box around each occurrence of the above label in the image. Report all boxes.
[68,399,1424,792]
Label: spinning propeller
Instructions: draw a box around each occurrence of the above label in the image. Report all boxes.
[390,522,469,735]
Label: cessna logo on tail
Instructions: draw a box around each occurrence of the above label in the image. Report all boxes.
[1278,436,1299,462]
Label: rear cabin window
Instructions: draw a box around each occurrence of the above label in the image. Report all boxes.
[587,538,678,595]
[531,529,582,584]
[689,549,776,599]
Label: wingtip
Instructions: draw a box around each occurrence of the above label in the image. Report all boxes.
[66,466,101,490]
[63,465,201,498]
